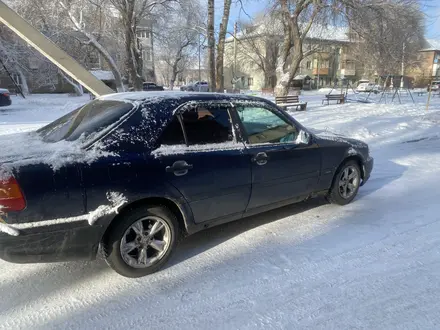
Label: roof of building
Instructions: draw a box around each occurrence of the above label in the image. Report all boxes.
[226,15,349,43]
[420,39,440,51]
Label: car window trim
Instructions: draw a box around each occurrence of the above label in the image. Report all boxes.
[171,100,241,147]
[230,101,300,147]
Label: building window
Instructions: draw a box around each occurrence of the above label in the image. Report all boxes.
[306,61,311,69]
[320,60,330,68]
[247,77,254,86]
[142,49,152,61]
[137,30,149,39]
[346,60,355,70]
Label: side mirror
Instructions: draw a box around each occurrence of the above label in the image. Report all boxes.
[295,130,311,145]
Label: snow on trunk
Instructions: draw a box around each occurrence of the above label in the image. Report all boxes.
[0,222,19,237]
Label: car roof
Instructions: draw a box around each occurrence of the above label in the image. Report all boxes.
[0,88,9,93]
[98,91,268,105]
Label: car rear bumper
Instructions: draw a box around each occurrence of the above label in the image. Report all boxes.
[0,220,103,263]
[361,156,374,186]
[0,98,11,106]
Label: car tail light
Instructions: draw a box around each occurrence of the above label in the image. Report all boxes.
[0,177,26,211]
[3,93,9,97]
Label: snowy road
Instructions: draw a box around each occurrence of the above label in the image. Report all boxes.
[1,93,440,329]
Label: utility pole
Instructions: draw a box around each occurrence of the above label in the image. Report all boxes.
[400,42,405,88]
[198,33,201,83]
[233,21,237,91]
[317,56,320,90]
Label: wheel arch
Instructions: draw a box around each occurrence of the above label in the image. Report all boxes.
[100,196,192,244]
[335,155,365,181]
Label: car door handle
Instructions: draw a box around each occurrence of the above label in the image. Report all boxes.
[252,152,268,166]
[165,160,193,176]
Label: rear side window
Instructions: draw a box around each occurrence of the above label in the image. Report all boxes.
[159,105,233,146]
[38,100,133,143]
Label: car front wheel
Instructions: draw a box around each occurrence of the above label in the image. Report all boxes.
[103,205,179,278]
[327,160,361,205]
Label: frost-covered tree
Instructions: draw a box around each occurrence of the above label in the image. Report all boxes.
[272,0,424,96]
[57,0,126,92]
[109,0,175,91]
[155,0,204,90]
[346,0,424,78]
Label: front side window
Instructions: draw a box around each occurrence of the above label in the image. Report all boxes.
[158,105,234,146]
[236,106,298,144]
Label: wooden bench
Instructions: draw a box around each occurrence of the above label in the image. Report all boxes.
[275,95,307,111]
[322,93,345,105]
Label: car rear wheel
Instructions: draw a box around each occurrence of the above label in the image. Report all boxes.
[103,205,179,278]
[327,160,361,205]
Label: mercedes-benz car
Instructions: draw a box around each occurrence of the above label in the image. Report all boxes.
[0,92,373,278]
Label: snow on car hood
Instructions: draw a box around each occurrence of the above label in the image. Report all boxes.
[310,128,368,148]
[0,131,112,180]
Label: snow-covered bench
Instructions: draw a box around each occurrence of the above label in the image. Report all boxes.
[275,95,307,111]
[322,94,345,105]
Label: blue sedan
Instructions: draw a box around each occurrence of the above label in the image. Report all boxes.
[0,92,373,277]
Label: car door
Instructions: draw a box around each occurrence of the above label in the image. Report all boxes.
[152,101,252,223]
[231,101,321,211]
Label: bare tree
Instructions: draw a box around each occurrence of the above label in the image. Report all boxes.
[235,17,281,88]
[0,27,31,94]
[345,1,424,79]
[207,0,216,92]
[155,0,203,89]
[274,0,331,96]
[57,0,126,92]
[109,0,174,91]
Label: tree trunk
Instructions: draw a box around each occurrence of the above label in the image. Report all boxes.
[87,34,125,92]
[215,0,232,92]
[275,50,303,96]
[121,1,143,91]
[59,70,83,96]
[15,65,29,95]
[207,0,215,92]
[125,24,143,91]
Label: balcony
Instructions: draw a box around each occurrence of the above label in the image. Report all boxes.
[313,68,329,75]
[341,68,356,76]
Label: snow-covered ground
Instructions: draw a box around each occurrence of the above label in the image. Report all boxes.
[1,92,440,329]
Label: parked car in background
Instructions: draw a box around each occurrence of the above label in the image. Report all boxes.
[0,92,373,278]
[356,82,374,93]
[180,81,209,92]
[428,81,440,92]
[142,82,164,91]
[0,88,11,107]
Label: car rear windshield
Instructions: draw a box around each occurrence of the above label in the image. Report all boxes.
[37,99,133,143]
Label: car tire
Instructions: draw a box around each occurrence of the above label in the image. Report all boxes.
[327,160,361,206]
[103,205,179,278]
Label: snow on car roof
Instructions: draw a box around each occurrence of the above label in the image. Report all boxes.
[0,88,9,93]
[98,91,267,103]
